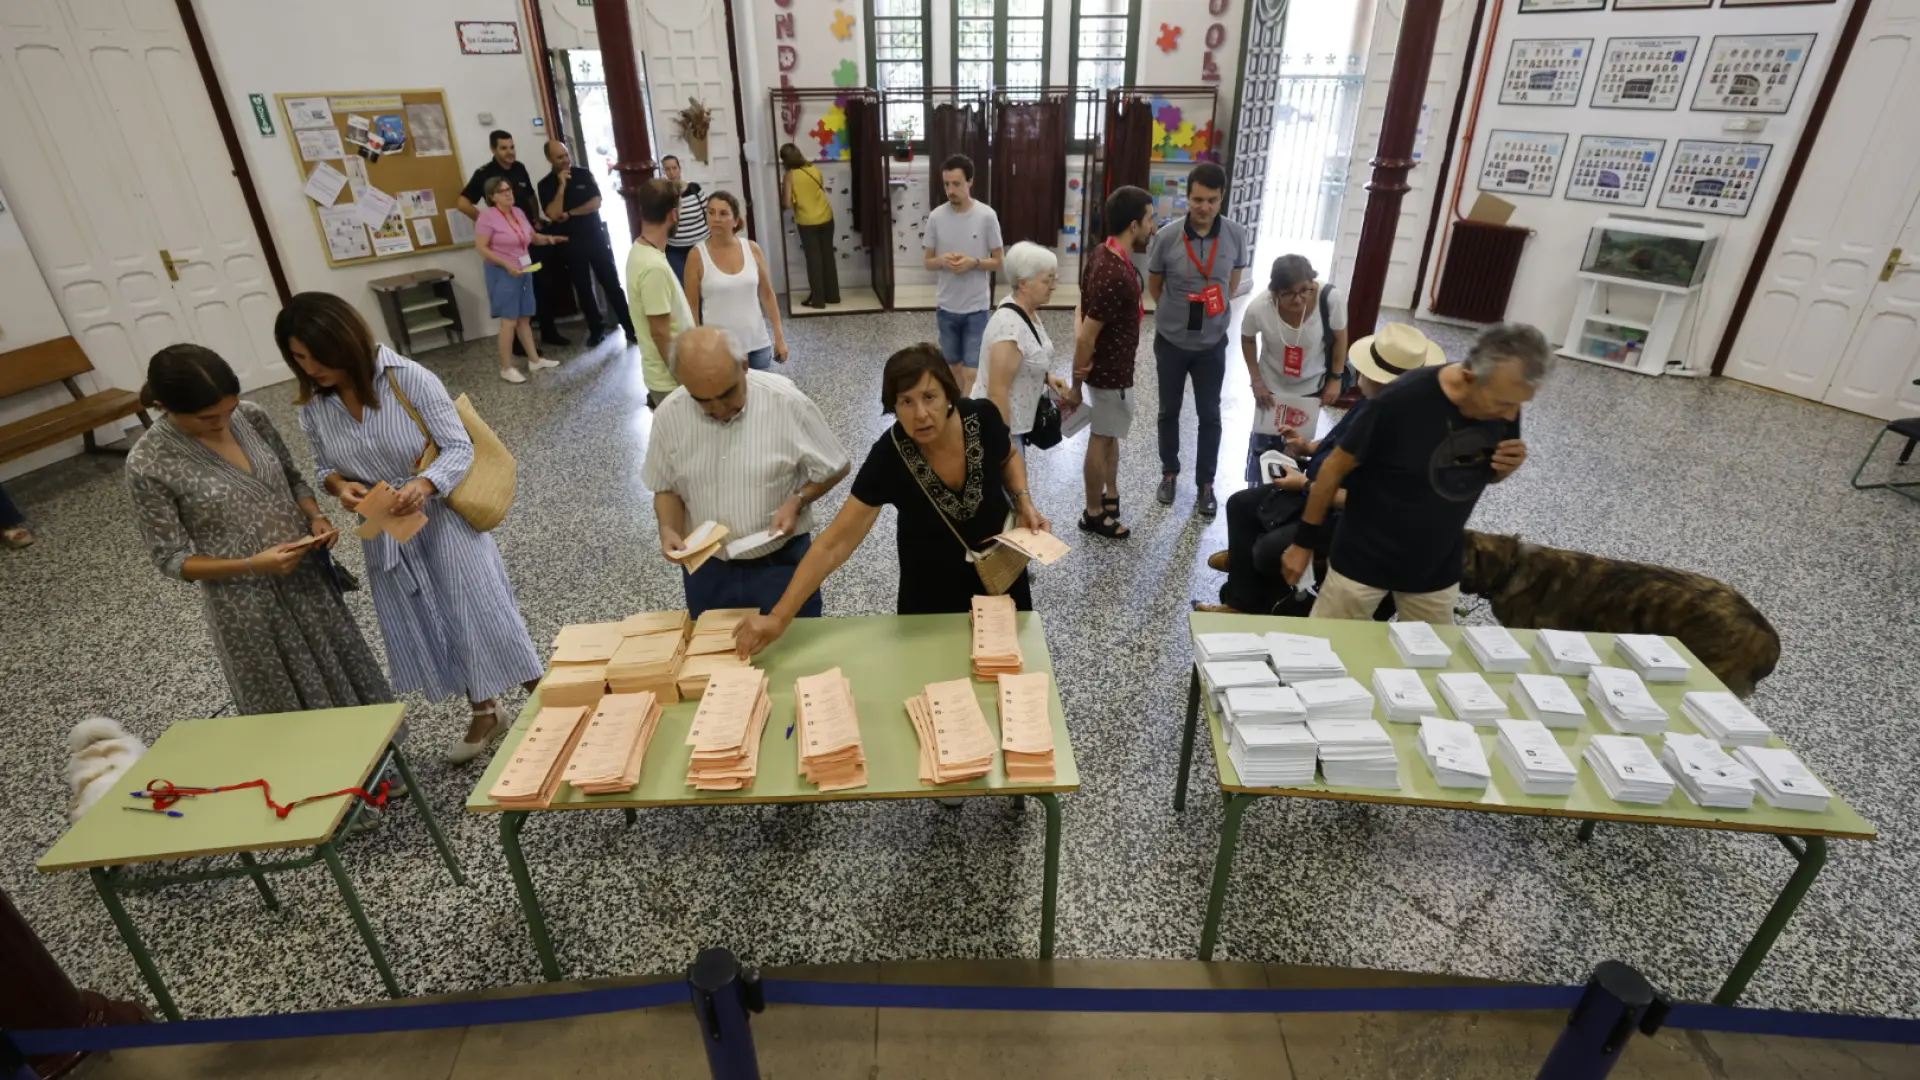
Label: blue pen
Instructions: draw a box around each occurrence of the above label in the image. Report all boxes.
[124,806,184,818]
[130,791,197,799]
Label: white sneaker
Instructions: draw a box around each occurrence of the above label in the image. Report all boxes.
[498,367,527,384]
[528,357,560,371]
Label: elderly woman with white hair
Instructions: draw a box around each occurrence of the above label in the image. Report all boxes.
[975,241,1076,442]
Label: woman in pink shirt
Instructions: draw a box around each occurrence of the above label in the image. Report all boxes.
[474,176,567,383]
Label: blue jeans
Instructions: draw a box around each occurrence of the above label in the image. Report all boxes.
[936,308,992,369]
[1245,432,1292,487]
[1155,334,1228,485]
[747,345,775,371]
[680,534,823,619]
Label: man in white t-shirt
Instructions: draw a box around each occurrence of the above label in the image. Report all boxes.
[1238,254,1348,484]
[923,153,1004,397]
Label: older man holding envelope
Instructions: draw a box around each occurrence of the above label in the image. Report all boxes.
[642,326,850,618]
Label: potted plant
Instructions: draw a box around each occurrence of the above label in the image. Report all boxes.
[893,115,917,163]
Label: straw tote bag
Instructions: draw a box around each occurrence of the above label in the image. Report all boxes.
[384,369,517,532]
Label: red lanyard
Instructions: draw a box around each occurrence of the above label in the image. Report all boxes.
[497,207,528,246]
[1182,226,1219,281]
[138,777,391,817]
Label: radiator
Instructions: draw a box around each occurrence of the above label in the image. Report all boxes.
[1432,221,1531,323]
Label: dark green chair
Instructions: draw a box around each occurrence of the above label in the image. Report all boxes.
[1850,379,1920,504]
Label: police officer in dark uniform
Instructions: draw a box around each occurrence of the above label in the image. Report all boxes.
[459,130,569,347]
[539,139,635,347]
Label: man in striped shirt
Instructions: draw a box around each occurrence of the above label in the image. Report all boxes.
[662,155,710,283]
[642,327,850,618]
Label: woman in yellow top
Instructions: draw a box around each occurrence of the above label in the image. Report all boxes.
[780,142,839,309]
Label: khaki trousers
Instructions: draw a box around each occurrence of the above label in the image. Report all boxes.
[1310,567,1460,624]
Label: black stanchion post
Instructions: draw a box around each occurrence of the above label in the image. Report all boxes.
[1536,961,1672,1080]
[2,1027,34,1080]
[687,947,765,1080]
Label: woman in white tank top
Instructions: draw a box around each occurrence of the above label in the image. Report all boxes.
[683,191,787,369]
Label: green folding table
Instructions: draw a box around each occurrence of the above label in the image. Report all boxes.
[1175,613,1876,1005]
[37,704,463,1020]
[468,612,1080,980]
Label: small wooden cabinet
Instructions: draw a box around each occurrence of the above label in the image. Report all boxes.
[369,270,465,355]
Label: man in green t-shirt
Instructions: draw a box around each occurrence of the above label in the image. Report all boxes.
[625,177,695,407]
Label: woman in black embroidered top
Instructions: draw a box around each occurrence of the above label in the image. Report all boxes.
[734,344,1049,656]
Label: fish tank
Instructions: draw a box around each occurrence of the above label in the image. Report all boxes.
[1581,215,1717,290]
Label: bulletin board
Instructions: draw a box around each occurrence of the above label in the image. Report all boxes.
[275,89,468,268]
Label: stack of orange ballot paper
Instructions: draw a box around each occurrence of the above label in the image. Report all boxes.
[561,692,664,795]
[997,671,1057,783]
[905,679,996,785]
[606,613,689,702]
[687,608,756,656]
[684,668,772,791]
[795,668,868,791]
[540,621,628,709]
[970,594,1022,677]
[487,705,592,808]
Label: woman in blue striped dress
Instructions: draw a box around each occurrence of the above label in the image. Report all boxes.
[276,292,543,762]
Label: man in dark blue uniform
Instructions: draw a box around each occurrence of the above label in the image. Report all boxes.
[540,139,636,347]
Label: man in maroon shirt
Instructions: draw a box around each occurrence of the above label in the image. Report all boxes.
[1071,186,1158,540]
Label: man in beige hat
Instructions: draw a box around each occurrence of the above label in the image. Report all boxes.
[1280,321,1550,623]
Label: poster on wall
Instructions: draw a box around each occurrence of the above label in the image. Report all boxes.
[1722,0,1837,6]
[1565,136,1666,207]
[1516,0,1605,11]
[1613,0,1710,10]
[295,128,345,162]
[282,97,334,130]
[1478,130,1567,198]
[1500,39,1592,106]
[1590,37,1697,111]
[405,103,453,157]
[1658,139,1772,217]
[318,206,372,262]
[1692,34,1816,114]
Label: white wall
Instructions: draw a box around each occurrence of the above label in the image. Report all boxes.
[193,0,546,347]
[1137,0,1246,155]
[0,176,91,481]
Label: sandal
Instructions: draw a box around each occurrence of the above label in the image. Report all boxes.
[1102,496,1119,518]
[449,705,503,765]
[1077,510,1131,540]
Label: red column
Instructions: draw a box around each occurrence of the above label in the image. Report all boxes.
[589,0,658,241]
[1344,0,1447,338]
[0,887,146,1078]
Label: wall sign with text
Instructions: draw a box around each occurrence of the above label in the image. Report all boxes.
[1500,39,1592,107]
[456,21,522,55]
[1478,130,1567,198]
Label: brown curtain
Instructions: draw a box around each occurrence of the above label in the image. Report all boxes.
[1102,93,1153,197]
[845,95,889,248]
[928,102,990,203]
[990,96,1068,246]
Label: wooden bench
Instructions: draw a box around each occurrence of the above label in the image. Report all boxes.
[0,337,151,462]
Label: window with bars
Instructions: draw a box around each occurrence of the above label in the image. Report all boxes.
[954,0,1049,96]
[1070,0,1136,141]
[869,0,930,139]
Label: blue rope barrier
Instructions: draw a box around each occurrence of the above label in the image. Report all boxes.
[759,980,1586,1014]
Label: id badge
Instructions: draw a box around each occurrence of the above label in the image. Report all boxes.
[517,253,533,268]
[1283,344,1305,378]
[1201,283,1227,317]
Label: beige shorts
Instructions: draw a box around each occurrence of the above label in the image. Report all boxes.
[1087,386,1134,439]
[1310,567,1461,624]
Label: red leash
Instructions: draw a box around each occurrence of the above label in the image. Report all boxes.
[140,778,390,817]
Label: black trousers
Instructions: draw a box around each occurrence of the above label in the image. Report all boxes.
[566,239,633,336]
[1222,486,1307,614]
[797,218,839,305]
[531,259,563,337]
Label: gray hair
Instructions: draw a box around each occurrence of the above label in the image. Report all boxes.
[667,325,745,374]
[1003,241,1058,292]
[1464,322,1553,387]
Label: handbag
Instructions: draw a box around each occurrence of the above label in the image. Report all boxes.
[996,302,1063,450]
[892,431,1030,596]
[384,369,517,532]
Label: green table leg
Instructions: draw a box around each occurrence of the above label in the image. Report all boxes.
[385,741,465,886]
[1037,793,1062,959]
[501,812,563,981]
[624,808,638,828]
[1712,835,1826,1006]
[237,852,279,910]
[1198,794,1257,961]
[318,841,402,999]
[1577,819,1597,843]
[1174,666,1201,812]
[89,867,181,1022]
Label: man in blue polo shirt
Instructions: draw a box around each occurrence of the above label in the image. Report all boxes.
[1147,161,1250,518]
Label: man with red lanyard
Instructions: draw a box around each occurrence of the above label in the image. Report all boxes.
[1071,186,1158,540]
[1146,162,1251,518]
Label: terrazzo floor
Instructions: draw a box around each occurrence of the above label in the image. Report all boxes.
[3,301,1917,1023]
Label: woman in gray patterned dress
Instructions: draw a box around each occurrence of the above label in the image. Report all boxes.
[127,345,392,715]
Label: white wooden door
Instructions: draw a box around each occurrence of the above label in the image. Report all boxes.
[0,0,283,393]
[1722,6,1920,415]
[1821,194,1920,419]
[637,0,743,217]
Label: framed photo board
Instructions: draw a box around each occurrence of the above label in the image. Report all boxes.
[1500,39,1593,106]
[1565,136,1666,207]
[1658,139,1772,217]
[1691,34,1817,115]
[1590,37,1697,111]
[1517,0,1605,12]
[1478,130,1568,198]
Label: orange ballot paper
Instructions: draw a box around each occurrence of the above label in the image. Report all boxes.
[997,671,1057,783]
[969,594,1023,677]
[795,668,868,791]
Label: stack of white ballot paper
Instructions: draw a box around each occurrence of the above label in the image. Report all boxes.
[1461,626,1532,673]
[1511,673,1587,729]
[1293,677,1375,720]
[1222,685,1306,728]
[1436,672,1507,726]
[1661,733,1757,809]
[1194,632,1271,665]
[1417,717,1492,789]
[1372,668,1437,724]
[1587,667,1669,735]
[1584,735,1676,804]
[1494,718,1579,796]
[1387,621,1453,668]
[1534,629,1601,676]
[1613,633,1692,682]
[1202,661,1279,708]
[1681,692,1773,746]
[1228,722,1319,786]
[1308,718,1399,788]
[1732,746,1833,812]
[1264,633,1346,683]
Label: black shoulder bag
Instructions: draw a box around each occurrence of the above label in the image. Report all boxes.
[997,302,1062,450]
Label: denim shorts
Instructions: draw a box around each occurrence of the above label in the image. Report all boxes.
[936,307,992,368]
[747,345,774,371]
[484,261,538,319]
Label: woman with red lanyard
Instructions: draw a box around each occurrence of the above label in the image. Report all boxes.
[1071,185,1159,540]
[474,175,568,383]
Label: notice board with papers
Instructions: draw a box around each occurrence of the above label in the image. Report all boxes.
[276,89,467,268]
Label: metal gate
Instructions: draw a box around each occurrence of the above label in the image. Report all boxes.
[1255,72,1364,269]
[1224,0,1289,257]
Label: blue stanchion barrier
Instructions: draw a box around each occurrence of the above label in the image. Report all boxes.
[759,980,1585,1014]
